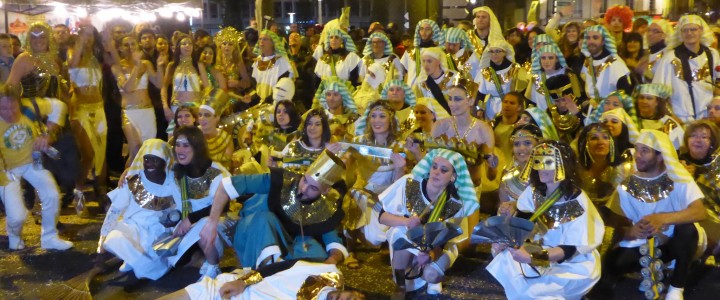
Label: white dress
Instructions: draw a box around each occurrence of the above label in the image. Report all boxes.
[378,174,472,290]
[652,48,720,123]
[167,162,230,266]
[487,186,604,300]
[101,172,179,280]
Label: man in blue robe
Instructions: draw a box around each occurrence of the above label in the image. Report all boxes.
[200,150,348,269]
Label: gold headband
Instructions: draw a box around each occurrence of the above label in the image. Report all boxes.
[511,129,541,141]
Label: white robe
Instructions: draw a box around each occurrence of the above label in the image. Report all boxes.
[167,163,230,266]
[358,55,405,82]
[487,187,604,300]
[101,172,179,280]
[476,64,527,120]
[185,261,341,300]
[451,48,481,81]
[652,48,720,123]
[401,49,424,87]
[580,55,630,101]
[314,52,362,81]
[251,55,294,100]
[526,69,565,111]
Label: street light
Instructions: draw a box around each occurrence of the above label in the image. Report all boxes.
[288,12,295,24]
[318,0,323,24]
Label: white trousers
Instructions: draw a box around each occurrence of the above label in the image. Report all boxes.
[0,163,61,244]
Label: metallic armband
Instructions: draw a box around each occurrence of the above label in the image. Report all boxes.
[241,270,263,286]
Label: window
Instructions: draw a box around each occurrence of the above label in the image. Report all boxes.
[210,2,219,19]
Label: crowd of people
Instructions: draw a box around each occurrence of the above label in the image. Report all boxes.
[2,3,720,300]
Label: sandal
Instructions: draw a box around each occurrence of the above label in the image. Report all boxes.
[344,253,361,269]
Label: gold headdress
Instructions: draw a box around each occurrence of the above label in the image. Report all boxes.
[306,149,346,187]
[215,26,244,45]
[24,22,58,55]
[520,143,566,182]
[450,72,479,101]
[583,124,615,164]
[199,88,230,115]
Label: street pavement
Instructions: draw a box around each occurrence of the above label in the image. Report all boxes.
[1,203,720,299]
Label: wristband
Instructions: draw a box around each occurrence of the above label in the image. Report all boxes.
[241,270,263,286]
[530,249,550,267]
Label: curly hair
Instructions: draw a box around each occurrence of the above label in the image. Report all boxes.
[604,5,634,31]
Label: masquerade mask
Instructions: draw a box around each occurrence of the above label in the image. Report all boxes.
[530,143,565,181]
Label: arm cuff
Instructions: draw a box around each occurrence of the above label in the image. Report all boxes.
[222,177,240,199]
[326,242,349,259]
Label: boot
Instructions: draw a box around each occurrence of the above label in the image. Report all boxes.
[391,269,406,300]
[40,197,72,250]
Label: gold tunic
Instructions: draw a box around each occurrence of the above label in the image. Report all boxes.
[206,130,232,167]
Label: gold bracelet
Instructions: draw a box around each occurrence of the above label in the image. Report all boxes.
[240,270,263,286]
[530,249,550,267]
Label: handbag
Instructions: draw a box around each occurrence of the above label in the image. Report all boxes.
[152,233,182,257]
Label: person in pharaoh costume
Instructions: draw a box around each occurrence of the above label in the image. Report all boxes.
[444,27,480,81]
[401,19,445,86]
[526,44,582,111]
[314,29,361,89]
[199,149,349,269]
[197,89,233,168]
[99,139,178,280]
[359,31,404,85]
[214,26,253,111]
[315,79,360,141]
[634,83,684,150]
[652,14,720,123]
[343,100,408,268]
[489,141,604,300]
[497,123,543,206]
[476,39,528,121]
[159,260,364,300]
[166,126,231,280]
[467,6,505,61]
[246,30,295,111]
[601,130,708,300]
[414,46,456,116]
[644,20,674,83]
[379,149,479,296]
[380,79,416,134]
[579,25,633,105]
